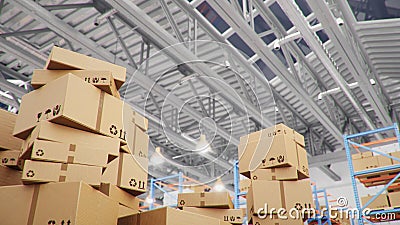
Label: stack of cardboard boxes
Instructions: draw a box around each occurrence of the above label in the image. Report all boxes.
[239,124,315,225]
[177,191,245,225]
[0,46,150,224]
[353,150,400,210]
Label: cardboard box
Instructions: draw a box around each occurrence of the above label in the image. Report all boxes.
[377,155,392,167]
[0,182,119,225]
[239,124,299,177]
[0,165,22,186]
[239,179,251,193]
[391,151,400,165]
[118,204,139,218]
[0,150,22,169]
[117,153,148,195]
[45,46,126,89]
[0,109,23,150]
[32,69,120,98]
[137,207,231,225]
[100,183,140,210]
[252,215,304,225]
[23,139,116,167]
[177,192,234,209]
[352,152,373,160]
[388,191,400,207]
[352,156,379,172]
[119,125,149,157]
[102,156,119,185]
[361,194,389,209]
[21,121,120,158]
[247,180,314,216]
[14,74,137,147]
[135,112,149,131]
[294,131,305,147]
[183,207,245,224]
[22,160,102,186]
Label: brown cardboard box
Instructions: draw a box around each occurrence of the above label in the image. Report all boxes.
[102,156,119,185]
[183,207,245,224]
[361,194,389,209]
[177,192,234,209]
[294,130,305,147]
[239,179,251,193]
[135,112,149,131]
[24,139,116,167]
[0,150,22,169]
[0,182,119,225]
[137,207,231,225]
[45,46,126,89]
[377,155,392,167]
[32,69,120,98]
[0,184,36,225]
[0,109,22,150]
[352,152,373,160]
[22,160,102,186]
[118,204,139,218]
[239,124,299,177]
[252,215,304,225]
[117,153,148,195]
[14,74,136,146]
[352,156,379,172]
[390,151,400,165]
[21,121,120,158]
[100,183,140,210]
[33,182,119,225]
[247,180,314,216]
[119,125,149,158]
[388,191,400,207]
[0,165,22,186]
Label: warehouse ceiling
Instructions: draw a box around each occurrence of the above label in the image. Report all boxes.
[0,0,400,185]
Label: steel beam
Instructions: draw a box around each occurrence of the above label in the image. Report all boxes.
[276,0,380,137]
[206,0,343,142]
[0,65,27,97]
[0,28,51,38]
[319,165,341,181]
[42,3,94,11]
[159,0,185,43]
[307,0,391,128]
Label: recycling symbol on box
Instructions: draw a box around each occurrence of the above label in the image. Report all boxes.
[129,178,137,187]
[36,149,44,157]
[294,203,303,210]
[2,158,8,163]
[179,200,185,206]
[255,222,260,225]
[48,220,56,225]
[26,170,35,178]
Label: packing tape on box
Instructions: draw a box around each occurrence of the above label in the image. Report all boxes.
[27,185,40,225]
[67,144,76,163]
[95,92,105,131]
[279,181,286,209]
[59,163,68,182]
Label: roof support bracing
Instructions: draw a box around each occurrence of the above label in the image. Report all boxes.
[159,0,185,43]
[306,0,392,128]
[206,0,343,143]
[8,0,235,180]
[275,0,380,138]
[0,65,28,97]
[105,0,273,129]
[319,165,341,181]
[42,3,94,11]
[0,28,51,38]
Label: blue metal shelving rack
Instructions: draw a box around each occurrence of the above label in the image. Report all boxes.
[309,184,332,225]
[344,123,400,224]
[233,160,248,224]
[149,172,184,210]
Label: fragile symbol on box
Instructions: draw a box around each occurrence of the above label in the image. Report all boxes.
[109,124,126,141]
[36,104,62,122]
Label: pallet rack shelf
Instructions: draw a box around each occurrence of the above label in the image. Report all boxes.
[344,123,400,224]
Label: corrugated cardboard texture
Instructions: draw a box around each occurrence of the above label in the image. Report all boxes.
[0,150,22,168]
[388,192,400,207]
[0,165,22,186]
[27,139,113,167]
[118,153,148,195]
[100,183,140,210]
[45,46,126,89]
[0,184,36,225]
[138,207,222,225]
[32,69,120,98]
[0,109,23,150]
[22,160,102,186]
[22,121,119,158]
[183,207,245,224]
[33,182,118,225]
[14,74,101,139]
[361,194,390,209]
[177,192,234,209]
